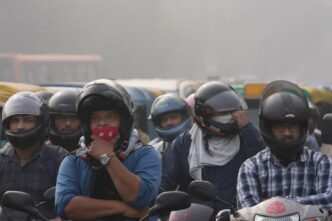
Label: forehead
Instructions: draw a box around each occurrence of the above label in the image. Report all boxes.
[271,121,300,126]
[161,111,182,117]
[91,109,119,115]
[10,114,37,120]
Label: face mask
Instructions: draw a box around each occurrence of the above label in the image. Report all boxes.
[92,127,119,141]
[211,114,234,124]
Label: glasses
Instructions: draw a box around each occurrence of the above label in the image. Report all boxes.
[272,123,299,133]
[90,111,120,124]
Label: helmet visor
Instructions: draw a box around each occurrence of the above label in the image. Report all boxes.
[204,90,247,113]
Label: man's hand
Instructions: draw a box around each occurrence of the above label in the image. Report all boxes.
[118,202,148,218]
[232,110,249,128]
[87,134,119,160]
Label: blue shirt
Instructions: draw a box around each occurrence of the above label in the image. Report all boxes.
[237,148,332,209]
[55,145,161,221]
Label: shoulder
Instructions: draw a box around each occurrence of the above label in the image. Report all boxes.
[239,122,259,134]
[60,153,90,170]
[304,148,331,165]
[122,144,161,171]
[42,143,68,156]
[173,130,191,149]
[241,148,269,169]
[135,144,160,158]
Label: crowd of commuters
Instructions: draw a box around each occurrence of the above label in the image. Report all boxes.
[0,78,332,221]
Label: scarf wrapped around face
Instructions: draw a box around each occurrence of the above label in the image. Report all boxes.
[188,124,240,180]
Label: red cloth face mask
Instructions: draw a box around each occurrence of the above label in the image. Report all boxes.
[92,127,119,141]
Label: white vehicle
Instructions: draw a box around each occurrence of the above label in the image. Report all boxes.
[222,197,328,221]
[188,180,330,221]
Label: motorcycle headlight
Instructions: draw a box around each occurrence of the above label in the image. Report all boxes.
[255,213,300,221]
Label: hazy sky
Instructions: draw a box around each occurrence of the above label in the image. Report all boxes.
[1,0,332,83]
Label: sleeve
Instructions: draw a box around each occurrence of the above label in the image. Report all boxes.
[240,122,266,157]
[292,156,332,210]
[55,155,82,219]
[159,137,181,192]
[237,159,262,209]
[130,146,162,208]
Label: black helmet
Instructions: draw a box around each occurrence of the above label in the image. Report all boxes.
[48,89,82,150]
[150,94,192,142]
[321,113,332,145]
[2,91,50,148]
[259,80,309,160]
[194,81,247,138]
[76,79,134,146]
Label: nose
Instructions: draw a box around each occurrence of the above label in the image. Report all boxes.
[16,120,26,130]
[65,119,71,125]
[165,117,173,126]
[97,118,108,126]
[282,127,292,135]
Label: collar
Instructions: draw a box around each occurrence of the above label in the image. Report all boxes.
[0,142,44,162]
[262,148,307,166]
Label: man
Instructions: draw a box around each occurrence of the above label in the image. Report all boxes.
[149,94,192,152]
[149,94,192,193]
[237,80,332,210]
[161,81,265,212]
[55,79,161,221]
[48,89,82,151]
[0,91,67,220]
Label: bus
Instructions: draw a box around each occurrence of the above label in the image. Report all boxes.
[0,53,104,84]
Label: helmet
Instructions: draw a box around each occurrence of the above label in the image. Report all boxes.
[321,113,332,145]
[76,79,134,146]
[185,93,195,108]
[48,89,82,150]
[194,81,247,138]
[150,94,192,142]
[2,91,50,148]
[259,80,309,160]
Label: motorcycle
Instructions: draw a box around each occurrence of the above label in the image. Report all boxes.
[187,180,330,221]
[1,188,191,221]
[0,186,56,221]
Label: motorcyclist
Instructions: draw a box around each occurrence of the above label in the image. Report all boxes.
[0,91,67,221]
[55,79,161,221]
[149,94,192,193]
[149,94,192,153]
[48,89,82,151]
[237,80,332,210]
[161,81,265,212]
